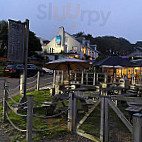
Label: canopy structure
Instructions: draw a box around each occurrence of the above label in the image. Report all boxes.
[46,57,90,71]
[93,56,137,67]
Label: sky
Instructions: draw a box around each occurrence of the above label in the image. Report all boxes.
[1,0,142,43]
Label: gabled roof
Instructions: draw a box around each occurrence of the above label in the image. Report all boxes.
[128,49,142,57]
[93,56,137,67]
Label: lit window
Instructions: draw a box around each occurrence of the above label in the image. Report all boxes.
[73,47,78,53]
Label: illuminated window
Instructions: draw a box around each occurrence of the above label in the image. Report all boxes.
[73,47,78,53]
[81,47,86,54]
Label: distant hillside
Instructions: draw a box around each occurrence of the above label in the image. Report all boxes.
[73,32,137,56]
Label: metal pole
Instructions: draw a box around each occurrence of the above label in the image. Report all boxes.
[26,95,33,142]
[133,113,142,142]
[36,71,40,91]
[3,82,8,122]
[20,19,29,103]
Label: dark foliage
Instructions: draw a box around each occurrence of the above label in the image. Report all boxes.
[73,33,136,56]
[0,20,42,57]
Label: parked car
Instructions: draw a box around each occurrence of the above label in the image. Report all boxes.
[4,64,45,77]
[3,64,23,77]
[42,67,53,75]
[27,64,45,76]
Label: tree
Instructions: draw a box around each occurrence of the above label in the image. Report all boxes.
[0,20,8,48]
[73,32,135,56]
[0,20,42,57]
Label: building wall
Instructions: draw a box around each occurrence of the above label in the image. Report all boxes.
[41,27,99,59]
[64,32,81,53]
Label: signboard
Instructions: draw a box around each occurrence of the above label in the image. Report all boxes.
[56,35,61,45]
[7,20,25,63]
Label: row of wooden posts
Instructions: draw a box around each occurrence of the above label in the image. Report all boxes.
[53,70,138,86]
[3,84,33,142]
[2,75,142,142]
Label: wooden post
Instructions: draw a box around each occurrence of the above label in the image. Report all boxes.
[73,92,77,131]
[36,71,40,91]
[96,73,99,84]
[53,70,56,87]
[3,82,8,122]
[86,72,88,85]
[100,97,105,142]
[20,19,29,103]
[61,71,64,84]
[26,95,33,142]
[133,113,142,142]
[81,71,84,84]
[93,70,96,85]
[104,97,109,142]
[140,67,141,84]
[74,72,77,84]
[20,73,24,95]
[104,74,107,83]
[68,92,73,131]
[113,73,116,83]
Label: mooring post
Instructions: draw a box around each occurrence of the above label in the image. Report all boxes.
[26,95,33,142]
[3,81,8,122]
[133,113,142,142]
[36,71,40,91]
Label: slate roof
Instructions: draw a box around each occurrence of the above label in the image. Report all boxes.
[93,56,137,67]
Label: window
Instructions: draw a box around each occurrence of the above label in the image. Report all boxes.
[65,37,68,43]
[73,47,78,53]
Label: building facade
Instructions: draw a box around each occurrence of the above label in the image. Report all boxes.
[42,27,99,59]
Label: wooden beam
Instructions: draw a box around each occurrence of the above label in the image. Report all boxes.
[77,100,100,129]
[108,99,133,133]
[77,129,101,142]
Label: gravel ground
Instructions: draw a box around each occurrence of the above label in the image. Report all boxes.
[39,134,93,142]
[0,123,10,142]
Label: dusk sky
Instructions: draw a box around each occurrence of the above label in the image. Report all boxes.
[1,0,142,43]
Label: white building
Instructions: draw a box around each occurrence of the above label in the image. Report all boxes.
[42,27,99,59]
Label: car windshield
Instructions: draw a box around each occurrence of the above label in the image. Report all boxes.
[16,64,23,69]
[27,64,37,69]
[6,65,14,69]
